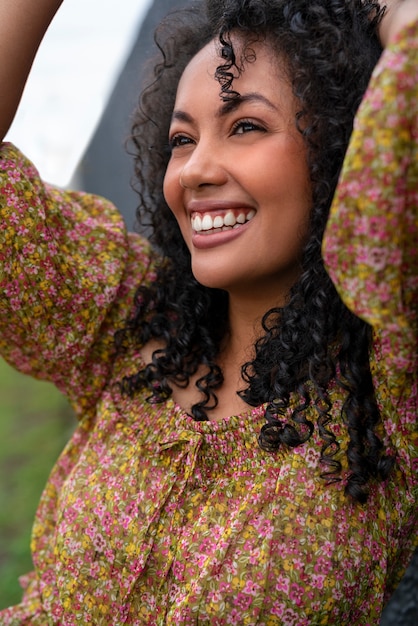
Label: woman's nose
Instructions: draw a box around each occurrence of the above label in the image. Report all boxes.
[179,141,228,190]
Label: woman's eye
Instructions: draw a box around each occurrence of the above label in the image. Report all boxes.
[169,134,194,149]
[233,120,265,135]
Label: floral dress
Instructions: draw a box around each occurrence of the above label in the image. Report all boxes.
[0,19,416,626]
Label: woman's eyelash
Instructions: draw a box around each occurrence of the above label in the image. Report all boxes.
[169,134,193,149]
[168,119,265,149]
[232,119,266,134]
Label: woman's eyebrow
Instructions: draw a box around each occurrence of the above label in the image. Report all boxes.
[170,92,279,125]
[216,92,279,116]
[170,110,193,124]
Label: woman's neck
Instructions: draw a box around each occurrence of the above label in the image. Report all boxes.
[223,290,283,360]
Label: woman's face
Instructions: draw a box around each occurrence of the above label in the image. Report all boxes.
[163,38,312,303]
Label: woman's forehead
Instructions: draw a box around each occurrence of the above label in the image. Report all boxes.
[171,36,297,130]
[176,36,284,96]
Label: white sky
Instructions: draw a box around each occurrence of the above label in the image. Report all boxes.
[5,0,152,186]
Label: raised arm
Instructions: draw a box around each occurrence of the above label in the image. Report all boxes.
[380,0,418,46]
[0,0,63,141]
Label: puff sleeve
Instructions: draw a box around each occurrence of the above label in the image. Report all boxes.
[323,21,418,486]
[0,142,151,416]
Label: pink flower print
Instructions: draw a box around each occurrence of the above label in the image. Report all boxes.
[314,555,332,575]
[198,537,216,553]
[41,568,56,587]
[243,580,260,596]
[102,512,113,533]
[207,589,223,605]
[9,297,22,312]
[93,532,107,552]
[271,602,287,618]
[22,241,36,255]
[172,560,185,581]
[368,184,385,202]
[366,247,388,271]
[85,523,96,540]
[304,479,317,497]
[89,562,101,578]
[125,500,138,517]
[16,224,29,237]
[281,607,301,626]
[242,540,254,553]
[375,280,393,303]
[196,553,208,568]
[7,169,21,183]
[370,541,383,560]
[168,583,181,603]
[311,574,325,590]
[104,549,114,561]
[93,293,109,307]
[292,557,305,572]
[226,609,244,625]
[289,583,305,607]
[363,137,376,154]
[275,573,290,595]
[6,194,21,207]
[119,604,130,622]
[252,517,274,538]
[233,592,252,611]
[63,506,78,525]
[305,448,320,469]
[344,178,362,198]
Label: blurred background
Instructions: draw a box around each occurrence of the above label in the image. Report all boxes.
[0,0,417,621]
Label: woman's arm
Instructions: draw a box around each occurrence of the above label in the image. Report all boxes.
[323,10,417,485]
[0,0,63,141]
[380,0,418,46]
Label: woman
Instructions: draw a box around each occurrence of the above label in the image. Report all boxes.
[0,0,416,623]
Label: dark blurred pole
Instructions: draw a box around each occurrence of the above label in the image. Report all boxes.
[73,0,191,230]
[73,1,418,623]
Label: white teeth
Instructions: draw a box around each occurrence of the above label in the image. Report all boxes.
[193,214,202,231]
[201,214,213,231]
[191,209,255,232]
[223,211,236,227]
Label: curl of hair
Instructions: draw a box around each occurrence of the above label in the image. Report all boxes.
[118,0,394,503]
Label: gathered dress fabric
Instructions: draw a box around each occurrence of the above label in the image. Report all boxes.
[0,20,416,626]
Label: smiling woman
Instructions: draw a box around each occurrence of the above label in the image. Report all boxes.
[0,0,417,624]
[164,39,311,301]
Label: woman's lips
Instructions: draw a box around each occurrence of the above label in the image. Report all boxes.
[190,210,255,249]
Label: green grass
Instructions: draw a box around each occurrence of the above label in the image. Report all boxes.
[0,358,75,610]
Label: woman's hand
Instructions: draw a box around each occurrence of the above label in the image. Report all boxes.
[379,0,418,46]
[0,0,63,141]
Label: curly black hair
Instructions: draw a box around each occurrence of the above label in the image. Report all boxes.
[118,0,394,503]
